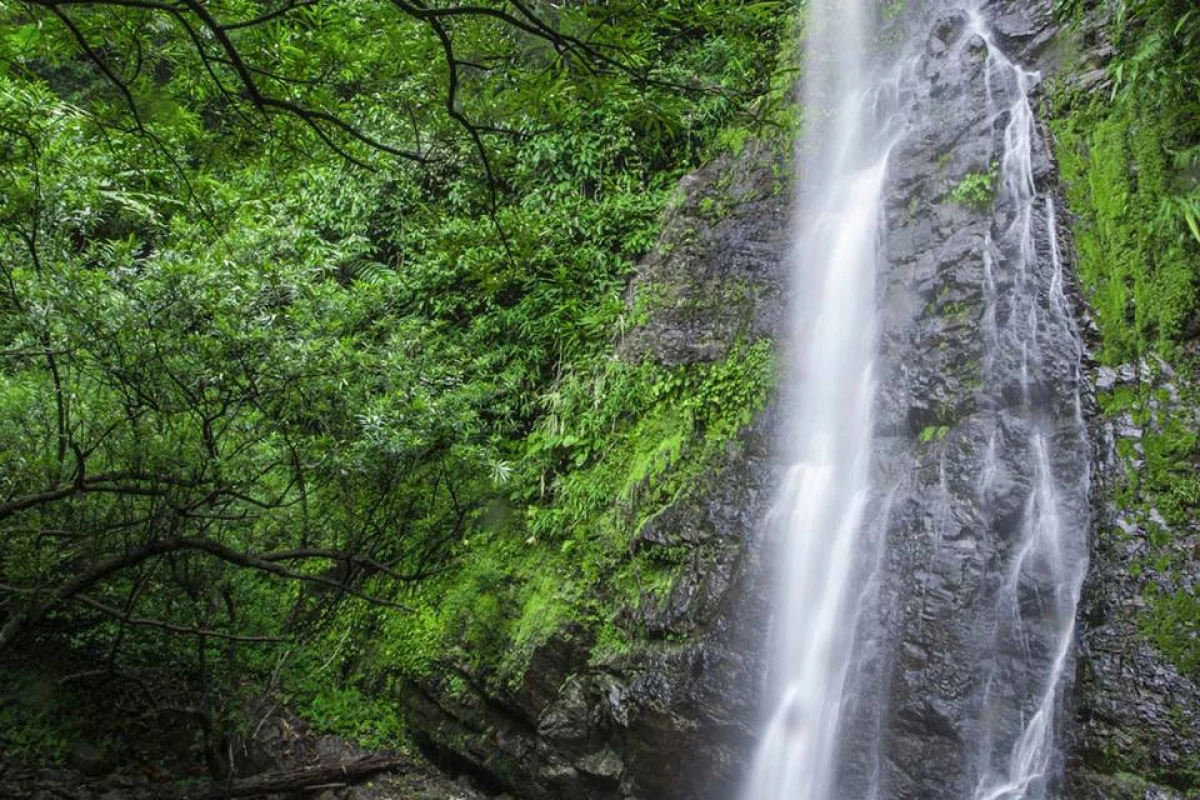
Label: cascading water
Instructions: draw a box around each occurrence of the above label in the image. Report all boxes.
[745,1,1091,798]
[742,2,897,797]
[967,11,1090,799]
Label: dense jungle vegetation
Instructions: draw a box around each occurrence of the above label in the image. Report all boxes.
[1,0,1199,790]
[0,0,791,777]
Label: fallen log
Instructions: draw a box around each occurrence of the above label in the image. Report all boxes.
[196,754,407,799]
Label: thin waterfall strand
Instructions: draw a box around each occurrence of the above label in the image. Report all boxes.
[967,8,1090,800]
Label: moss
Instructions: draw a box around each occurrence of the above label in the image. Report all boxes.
[1142,584,1200,676]
[906,193,920,221]
[503,570,579,674]
[698,195,723,220]
[1093,377,1200,676]
[942,301,972,325]
[1052,94,1199,363]
[630,279,670,322]
[1051,19,1200,682]
[919,425,949,444]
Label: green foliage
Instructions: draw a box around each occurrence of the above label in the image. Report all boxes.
[374,340,776,691]
[0,671,88,764]
[1098,380,1200,676]
[1142,582,1200,675]
[884,0,908,22]
[712,10,806,158]
[1054,100,1198,362]
[948,164,998,211]
[286,677,406,751]
[1052,0,1200,362]
[919,425,949,444]
[524,340,774,538]
[0,0,793,763]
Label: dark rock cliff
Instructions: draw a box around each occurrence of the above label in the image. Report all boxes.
[866,2,1200,797]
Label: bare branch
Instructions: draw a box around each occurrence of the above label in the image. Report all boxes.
[0,535,412,650]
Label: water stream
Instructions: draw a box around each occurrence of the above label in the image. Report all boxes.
[744,2,1090,798]
[967,10,1090,799]
[740,2,896,797]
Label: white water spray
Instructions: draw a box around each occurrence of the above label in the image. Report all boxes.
[742,2,896,798]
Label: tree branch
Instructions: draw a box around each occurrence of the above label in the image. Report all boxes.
[73,593,283,643]
[0,535,412,650]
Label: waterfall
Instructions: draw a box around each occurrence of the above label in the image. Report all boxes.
[966,10,1090,800]
[742,1,897,797]
[744,2,1090,799]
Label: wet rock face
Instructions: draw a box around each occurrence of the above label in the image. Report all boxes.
[1069,361,1200,800]
[618,146,790,367]
[852,2,1088,797]
[867,2,1200,799]
[403,141,791,800]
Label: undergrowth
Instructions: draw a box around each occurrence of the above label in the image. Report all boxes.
[330,340,776,707]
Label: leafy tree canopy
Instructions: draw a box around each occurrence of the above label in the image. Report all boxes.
[0,0,792,772]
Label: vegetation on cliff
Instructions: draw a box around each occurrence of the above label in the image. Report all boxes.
[1052,0,1200,757]
[3,0,1195,790]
